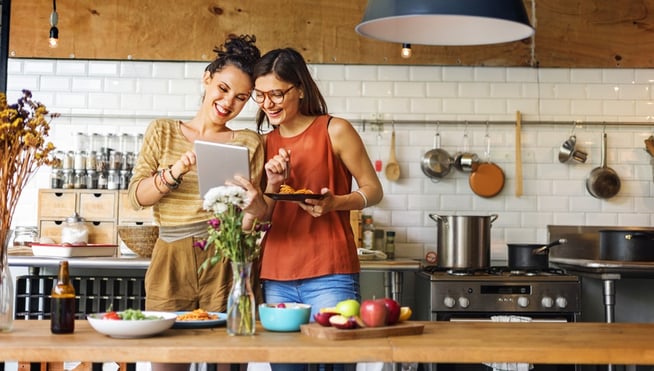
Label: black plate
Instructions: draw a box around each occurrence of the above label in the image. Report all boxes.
[265,193,324,201]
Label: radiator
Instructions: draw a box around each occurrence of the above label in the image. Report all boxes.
[15,275,146,320]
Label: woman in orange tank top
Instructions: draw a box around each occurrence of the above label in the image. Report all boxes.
[253,49,383,371]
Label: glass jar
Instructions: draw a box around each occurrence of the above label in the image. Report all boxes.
[385,231,396,260]
[86,169,98,189]
[50,168,63,189]
[73,170,87,189]
[61,212,89,245]
[107,170,119,190]
[62,170,74,189]
[11,226,39,248]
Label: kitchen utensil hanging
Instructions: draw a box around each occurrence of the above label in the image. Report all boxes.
[385,124,400,181]
[420,123,453,181]
[469,123,505,198]
[645,135,654,182]
[558,123,588,164]
[586,127,621,199]
[453,122,479,172]
[515,110,523,197]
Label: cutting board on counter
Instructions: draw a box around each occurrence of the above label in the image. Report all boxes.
[300,321,424,340]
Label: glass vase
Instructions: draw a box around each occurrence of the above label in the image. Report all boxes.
[0,230,14,332]
[226,261,256,336]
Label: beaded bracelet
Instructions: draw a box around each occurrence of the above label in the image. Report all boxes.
[167,165,184,184]
[160,169,179,190]
[167,169,183,186]
[152,174,169,195]
[354,189,368,209]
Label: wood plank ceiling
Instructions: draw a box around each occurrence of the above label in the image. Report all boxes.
[7,0,654,67]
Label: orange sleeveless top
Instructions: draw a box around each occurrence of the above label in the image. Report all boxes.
[260,115,360,281]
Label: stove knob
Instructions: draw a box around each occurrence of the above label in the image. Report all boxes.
[458,297,470,308]
[444,296,456,308]
[556,297,568,309]
[541,296,554,308]
[517,296,529,308]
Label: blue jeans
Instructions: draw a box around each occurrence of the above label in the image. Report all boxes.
[264,274,360,371]
[263,273,361,319]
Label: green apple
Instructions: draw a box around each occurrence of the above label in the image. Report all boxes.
[335,299,360,317]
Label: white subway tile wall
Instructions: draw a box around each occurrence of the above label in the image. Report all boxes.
[6,59,654,261]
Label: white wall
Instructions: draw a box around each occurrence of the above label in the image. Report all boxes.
[6,59,654,262]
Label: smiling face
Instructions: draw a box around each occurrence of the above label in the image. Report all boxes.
[253,74,301,127]
[202,64,253,124]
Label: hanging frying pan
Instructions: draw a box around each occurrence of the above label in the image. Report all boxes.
[469,129,505,198]
[421,127,453,181]
[586,131,621,199]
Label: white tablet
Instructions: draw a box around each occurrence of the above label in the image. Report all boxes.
[194,140,250,197]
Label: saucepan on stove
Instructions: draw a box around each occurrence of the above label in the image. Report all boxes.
[429,213,498,270]
[507,239,567,271]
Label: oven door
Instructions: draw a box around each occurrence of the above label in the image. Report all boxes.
[433,312,576,322]
[423,314,577,371]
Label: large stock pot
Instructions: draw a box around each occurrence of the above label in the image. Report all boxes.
[428,213,498,270]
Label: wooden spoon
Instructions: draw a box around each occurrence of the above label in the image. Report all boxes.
[515,110,523,197]
[385,129,400,181]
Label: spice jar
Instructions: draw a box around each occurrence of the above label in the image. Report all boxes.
[11,226,39,248]
[385,231,395,260]
[61,212,89,245]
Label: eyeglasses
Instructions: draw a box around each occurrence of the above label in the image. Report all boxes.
[251,86,295,104]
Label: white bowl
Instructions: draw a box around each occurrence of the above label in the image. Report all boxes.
[87,311,177,338]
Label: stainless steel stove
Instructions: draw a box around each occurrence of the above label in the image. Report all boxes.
[416,266,581,320]
[415,266,581,371]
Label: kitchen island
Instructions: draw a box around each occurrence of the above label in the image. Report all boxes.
[2,320,654,365]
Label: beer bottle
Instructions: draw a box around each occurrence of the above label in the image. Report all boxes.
[51,260,76,334]
[361,215,375,250]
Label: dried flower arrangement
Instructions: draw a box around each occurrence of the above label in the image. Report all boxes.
[0,90,58,266]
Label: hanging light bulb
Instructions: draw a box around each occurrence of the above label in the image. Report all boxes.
[401,43,412,59]
[48,0,59,48]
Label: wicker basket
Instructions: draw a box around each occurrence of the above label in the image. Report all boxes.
[118,225,159,258]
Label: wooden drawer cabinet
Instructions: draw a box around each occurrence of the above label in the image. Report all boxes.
[38,189,152,244]
[78,192,117,220]
[38,191,77,219]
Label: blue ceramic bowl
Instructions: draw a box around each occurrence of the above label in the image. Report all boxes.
[258,303,311,332]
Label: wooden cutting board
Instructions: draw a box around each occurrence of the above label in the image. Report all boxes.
[300,321,424,340]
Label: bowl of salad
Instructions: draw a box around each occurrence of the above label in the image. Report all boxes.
[87,308,177,338]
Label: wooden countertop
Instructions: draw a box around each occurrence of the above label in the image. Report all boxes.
[4,320,654,365]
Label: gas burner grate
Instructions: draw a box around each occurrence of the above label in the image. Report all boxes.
[423,266,487,275]
[422,265,567,276]
[488,266,567,276]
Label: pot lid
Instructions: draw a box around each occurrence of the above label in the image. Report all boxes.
[65,212,85,223]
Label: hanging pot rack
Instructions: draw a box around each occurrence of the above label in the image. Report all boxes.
[360,119,654,131]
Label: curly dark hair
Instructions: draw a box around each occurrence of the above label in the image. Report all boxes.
[205,34,261,84]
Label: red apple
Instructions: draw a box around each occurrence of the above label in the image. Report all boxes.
[329,315,359,329]
[313,311,338,327]
[382,298,401,325]
[359,299,387,327]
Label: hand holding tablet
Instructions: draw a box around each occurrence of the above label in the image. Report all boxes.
[194,140,250,197]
